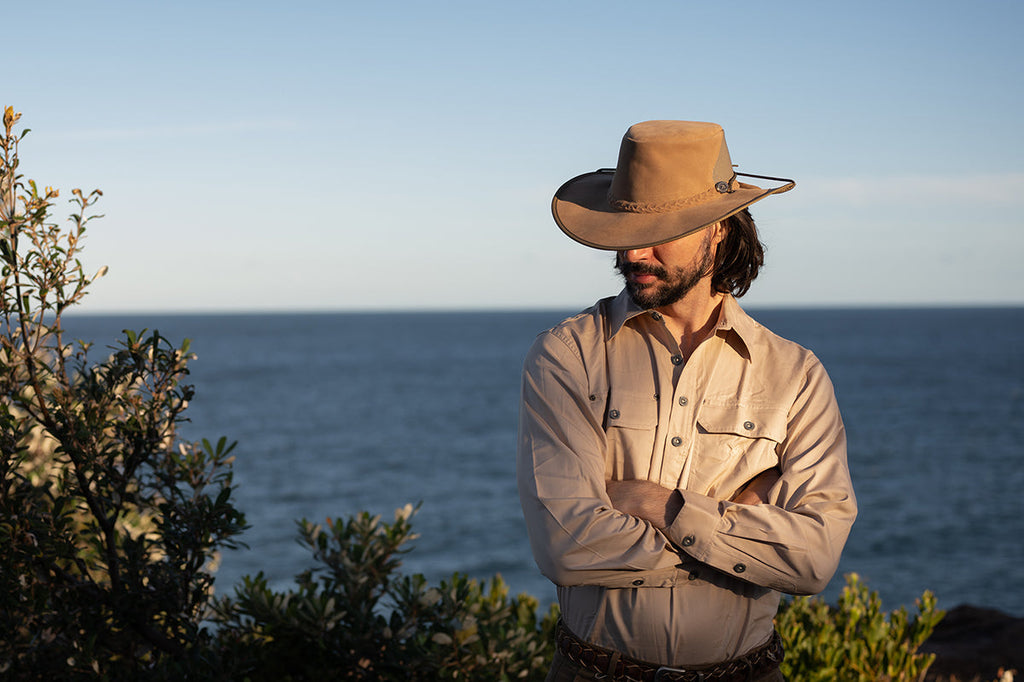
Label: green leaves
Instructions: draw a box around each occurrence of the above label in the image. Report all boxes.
[2,108,246,680]
[775,573,945,681]
[210,506,557,681]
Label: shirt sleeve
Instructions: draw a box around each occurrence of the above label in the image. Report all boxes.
[663,354,858,595]
[517,329,688,588]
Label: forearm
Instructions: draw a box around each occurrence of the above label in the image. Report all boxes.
[665,484,854,595]
[605,467,778,528]
[604,479,683,528]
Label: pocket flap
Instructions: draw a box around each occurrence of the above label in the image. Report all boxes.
[606,390,658,429]
[697,403,787,442]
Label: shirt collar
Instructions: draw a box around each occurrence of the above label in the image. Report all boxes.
[715,294,755,362]
[606,289,648,338]
[607,288,757,363]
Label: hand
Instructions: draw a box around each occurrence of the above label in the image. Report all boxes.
[605,480,682,528]
[730,467,781,505]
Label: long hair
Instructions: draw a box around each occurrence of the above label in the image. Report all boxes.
[712,208,763,298]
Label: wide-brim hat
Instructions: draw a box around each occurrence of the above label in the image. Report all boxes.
[552,120,795,250]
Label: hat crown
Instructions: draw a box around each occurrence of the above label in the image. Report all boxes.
[609,120,735,212]
[550,118,793,251]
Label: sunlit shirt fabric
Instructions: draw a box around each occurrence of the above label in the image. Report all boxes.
[517,291,857,666]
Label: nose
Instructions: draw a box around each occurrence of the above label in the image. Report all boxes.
[622,247,654,263]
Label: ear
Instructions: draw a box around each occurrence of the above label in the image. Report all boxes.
[711,221,727,247]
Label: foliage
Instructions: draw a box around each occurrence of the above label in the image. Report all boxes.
[0,106,248,679]
[210,504,559,681]
[775,572,945,681]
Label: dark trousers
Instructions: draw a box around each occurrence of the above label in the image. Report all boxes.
[544,650,786,682]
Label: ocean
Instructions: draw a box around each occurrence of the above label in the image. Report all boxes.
[62,306,1024,617]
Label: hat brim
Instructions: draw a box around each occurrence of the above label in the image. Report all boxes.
[551,171,794,250]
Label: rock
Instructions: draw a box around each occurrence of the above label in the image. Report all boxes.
[921,604,1023,681]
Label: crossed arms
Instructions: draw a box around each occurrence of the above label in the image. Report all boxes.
[605,467,781,529]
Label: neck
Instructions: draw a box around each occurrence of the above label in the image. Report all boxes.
[654,281,724,359]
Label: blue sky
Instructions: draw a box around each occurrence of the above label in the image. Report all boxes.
[7,0,1022,312]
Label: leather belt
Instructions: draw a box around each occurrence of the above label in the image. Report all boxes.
[554,620,784,682]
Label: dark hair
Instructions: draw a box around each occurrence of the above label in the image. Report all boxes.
[712,208,763,298]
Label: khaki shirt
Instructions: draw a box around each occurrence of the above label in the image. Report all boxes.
[517,291,857,666]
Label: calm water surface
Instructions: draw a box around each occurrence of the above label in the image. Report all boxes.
[64,306,1024,616]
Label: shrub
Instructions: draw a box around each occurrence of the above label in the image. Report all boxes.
[210,504,558,681]
[775,572,945,681]
[0,106,247,679]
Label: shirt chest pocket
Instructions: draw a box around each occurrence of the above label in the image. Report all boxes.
[604,390,658,480]
[690,404,787,497]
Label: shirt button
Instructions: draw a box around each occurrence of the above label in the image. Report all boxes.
[671,355,683,365]
[681,535,695,547]
[671,436,682,447]
[733,563,747,574]
[609,409,620,419]
[687,571,700,581]
[632,579,644,586]
[743,421,755,431]
[678,396,688,406]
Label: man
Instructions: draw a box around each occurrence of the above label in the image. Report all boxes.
[517,120,857,681]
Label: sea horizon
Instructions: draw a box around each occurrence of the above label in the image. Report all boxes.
[61,301,1024,319]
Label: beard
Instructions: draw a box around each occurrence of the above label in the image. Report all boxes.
[615,233,715,310]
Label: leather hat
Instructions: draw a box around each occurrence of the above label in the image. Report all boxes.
[552,120,795,250]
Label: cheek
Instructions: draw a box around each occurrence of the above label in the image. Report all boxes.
[651,242,691,267]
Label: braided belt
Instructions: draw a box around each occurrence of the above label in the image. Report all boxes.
[555,620,784,682]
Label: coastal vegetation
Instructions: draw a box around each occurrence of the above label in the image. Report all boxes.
[0,107,956,680]
[1,105,247,677]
